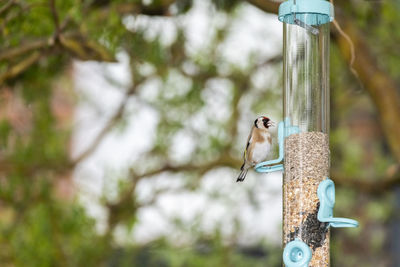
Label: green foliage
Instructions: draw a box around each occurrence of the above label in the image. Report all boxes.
[0,120,12,146]
[211,0,240,11]
[107,237,281,267]
[6,201,107,267]
[174,0,193,13]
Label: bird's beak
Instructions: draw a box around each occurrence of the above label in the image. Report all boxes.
[268,121,275,127]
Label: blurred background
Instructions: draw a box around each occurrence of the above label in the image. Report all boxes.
[0,0,399,266]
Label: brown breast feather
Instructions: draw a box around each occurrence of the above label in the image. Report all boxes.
[252,128,266,143]
[247,128,270,165]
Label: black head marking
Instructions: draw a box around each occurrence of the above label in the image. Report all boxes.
[254,119,258,128]
[262,117,270,128]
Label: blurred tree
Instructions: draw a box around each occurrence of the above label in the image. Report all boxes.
[0,0,399,266]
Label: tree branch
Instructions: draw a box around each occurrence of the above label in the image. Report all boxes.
[0,0,16,16]
[134,155,242,179]
[245,0,280,14]
[0,38,51,61]
[333,12,400,163]
[49,0,60,36]
[0,52,41,84]
[333,164,400,195]
[104,153,242,229]
[95,0,175,19]
[71,88,135,165]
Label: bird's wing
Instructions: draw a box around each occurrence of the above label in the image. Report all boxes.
[243,126,254,161]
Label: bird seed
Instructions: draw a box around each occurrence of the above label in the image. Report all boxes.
[283,131,330,267]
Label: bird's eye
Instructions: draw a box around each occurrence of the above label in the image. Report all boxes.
[263,118,269,128]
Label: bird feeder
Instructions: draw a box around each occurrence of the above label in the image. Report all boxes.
[255,0,358,266]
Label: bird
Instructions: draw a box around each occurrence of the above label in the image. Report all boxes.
[237,116,274,182]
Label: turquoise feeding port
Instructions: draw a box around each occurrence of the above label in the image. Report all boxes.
[317,178,359,228]
[254,117,299,173]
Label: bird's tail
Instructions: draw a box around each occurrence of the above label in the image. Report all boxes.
[236,164,248,182]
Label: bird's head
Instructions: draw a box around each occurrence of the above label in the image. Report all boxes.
[254,116,274,129]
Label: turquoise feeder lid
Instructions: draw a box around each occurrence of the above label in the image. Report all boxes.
[278,0,334,26]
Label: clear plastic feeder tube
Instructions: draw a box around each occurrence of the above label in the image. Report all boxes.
[281,9,331,267]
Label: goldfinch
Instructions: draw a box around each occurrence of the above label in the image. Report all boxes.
[237,116,274,182]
